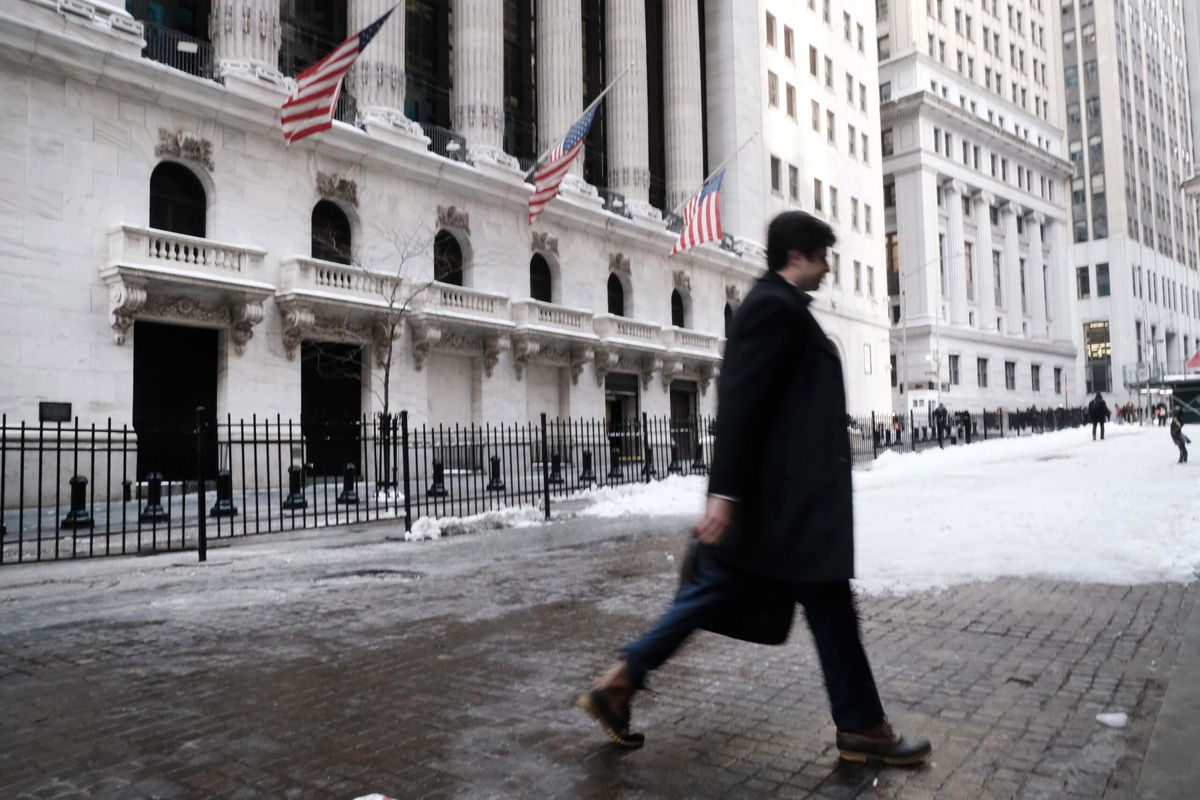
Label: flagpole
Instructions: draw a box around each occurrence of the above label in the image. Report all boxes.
[668,130,760,218]
[523,62,636,181]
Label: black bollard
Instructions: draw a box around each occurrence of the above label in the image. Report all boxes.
[486,456,506,491]
[336,463,359,505]
[61,474,93,529]
[607,444,623,479]
[578,450,595,484]
[209,468,239,517]
[281,464,307,510]
[427,460,448,497]
[667,444,682,474]
[548,452,564,484]
[138,472,169,523]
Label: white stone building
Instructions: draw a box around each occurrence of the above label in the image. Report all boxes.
[0,0,889,483]
[877,0,1080,416]
[1059,0,1200,408]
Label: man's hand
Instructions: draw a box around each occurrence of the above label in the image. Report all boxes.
[693,495,734,545]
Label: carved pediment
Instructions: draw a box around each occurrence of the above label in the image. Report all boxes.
[673,270,691,292]
[531,231,559,256]
[316,172,359,209]
[609,252,631,276]
[155,128,214,172]
[725,284,741,302]
[437,205,470,234]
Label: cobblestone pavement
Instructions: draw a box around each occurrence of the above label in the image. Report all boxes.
[0,515,1193,799]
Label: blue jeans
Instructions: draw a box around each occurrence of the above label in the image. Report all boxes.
[621,550,886,733]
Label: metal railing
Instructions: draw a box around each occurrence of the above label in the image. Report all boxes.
[140,21,216,81]
[422,123,468,161]
[0,405,1091,566]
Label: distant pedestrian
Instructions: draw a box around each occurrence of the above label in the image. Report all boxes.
[933,403,948,448]
[1088,393,1110,440]
[576,211,931,766]
[1170,408,1189,464]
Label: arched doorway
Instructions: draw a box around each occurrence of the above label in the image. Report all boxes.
[434,229,464,285]
[149,162,206,236]
[607,273,625,316]
[530,254,553,302]
[311,200,352,264]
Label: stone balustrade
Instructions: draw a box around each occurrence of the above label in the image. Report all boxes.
[420,282,512,326]
[108,225,267,282]
[277,257,400,307]
[593,313,663,347]
[661,325,721,357]
[512,299,595,338]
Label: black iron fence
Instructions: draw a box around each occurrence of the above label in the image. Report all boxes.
[1,405,1089,565]
[140,21,216,81]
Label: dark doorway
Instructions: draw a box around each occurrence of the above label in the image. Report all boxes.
[724,302,733,336]
[530,254,553,301]
[671,289,686,327]
[150,162,206,237]
[301,342,363,476]
[311,200,352,264]
[434,230,464,285]
[604,373,640,459]
[607,273,625,316]
[406,0,452,128]
[133,321,218,481]
[669,380,698,459]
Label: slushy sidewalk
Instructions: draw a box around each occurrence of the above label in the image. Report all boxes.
[0,511,1196,799]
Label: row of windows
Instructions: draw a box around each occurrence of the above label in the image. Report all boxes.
[895,353,1064,395]
[924,35,1050,121]
[765,7,868,60]
[1129,265,1200,319]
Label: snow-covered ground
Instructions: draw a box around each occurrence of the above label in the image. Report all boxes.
[566,423,1198,594]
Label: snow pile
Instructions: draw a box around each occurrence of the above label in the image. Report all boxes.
[405,505,543,541]
[571,474,707,518]
[1096,712,1129,729]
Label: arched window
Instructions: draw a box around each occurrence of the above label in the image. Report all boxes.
[530,254,552,302]
[607,273,625,316]
[724,303,734,337]
[149,162,206,237]
[671,289,686,328]
[311,200,352,264]
[434,230,463,285]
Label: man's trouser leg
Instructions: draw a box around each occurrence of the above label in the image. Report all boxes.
[794,580,885,733]
[620,550,742,689]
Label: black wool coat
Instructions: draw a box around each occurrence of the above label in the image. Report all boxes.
[707,270,855,582]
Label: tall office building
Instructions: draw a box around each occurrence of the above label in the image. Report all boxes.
[877,0,1079,414]
[1060,0,1200,405]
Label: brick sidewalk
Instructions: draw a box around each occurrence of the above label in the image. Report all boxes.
[0,517,1192,799]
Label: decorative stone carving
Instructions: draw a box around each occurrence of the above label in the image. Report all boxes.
[437,205,470,234]
[230,300,265,355]
[512,335,542,379]
[483,334,510,378]
[316,172,359,210]
[107,280,147,345]
[609,253,631,276]
[409,320,442,370]
[372,320,403,369]
[155,128,214,172]
[280,305,315,360]
[143,296,230,325]
[640,356,663,389]
[593,348,620,386]
[530,231,559,256]
[661,358,684,390]
[725,284,740,302]
[569,347,594,386]
[699,364,717,395]
[672,270,691,292]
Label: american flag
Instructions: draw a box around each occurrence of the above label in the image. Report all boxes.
[669,170,724,256]
[281,7,396,144]
[528,107,598,224]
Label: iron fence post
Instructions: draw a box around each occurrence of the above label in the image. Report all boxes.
[400,411,411,533]
[540,413,551,520]
[196,406,206,563]
[871,411,878,459]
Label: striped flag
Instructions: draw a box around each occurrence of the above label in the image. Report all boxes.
[528,107,598,224]
[281,7,396,144]
[669,170,724,256]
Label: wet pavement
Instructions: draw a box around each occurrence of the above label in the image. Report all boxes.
[0,513,1193,799]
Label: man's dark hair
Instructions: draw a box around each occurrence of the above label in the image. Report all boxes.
[766,211,837,271]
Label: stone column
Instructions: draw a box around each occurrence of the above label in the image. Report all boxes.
[973,191,996,332]
[1027,212,1048,339]
[1045,217,1073,342]
[943,180,968,326]
[894,168,941,393]
[663,0,704,213]
[606,0,654,217]
[347,0,427,146]
[453,0,516,168]
[1000,201,1021,335]
[537,0,586,182]
[210,0,286,96]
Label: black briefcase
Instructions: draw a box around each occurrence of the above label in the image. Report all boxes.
[678,538,795,646]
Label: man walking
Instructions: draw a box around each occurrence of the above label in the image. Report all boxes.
[933,403,949,448]
[1088,393,1110,440]
[577,211,931,766]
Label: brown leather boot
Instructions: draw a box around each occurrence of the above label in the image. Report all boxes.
[576,661,644,748]
[836,721,931,766]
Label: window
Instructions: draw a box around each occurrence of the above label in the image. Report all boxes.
[867,266,875,297]
[880,81,892,101]
[529,254,553,302]
[1031,364,1041,392]
[949,354,960,385]
[766,11,776,46]
[786,84,796,118]
[977,358,989,387]
[812,100,820,131]
[824,57,833,89]
[883,183,895,207]
[1077,266,1090,299]
[859,82,867,112]
[434,229,464,285]
[789,165,799,200]
[851,197,859,230]
[770,156,782,193]
[784,27,794,59]
[854,260,862,293]
[857,23,864,52]
[831,250,841,285]
[862,134,869,162]
[814,178,824,211]
[881,128,894,156]
[311,199,351,264]
[878,35,891,60]
[829,186,838,219]
[1054,366,1062,394]
[827,111,836,144]
[1084,321,1112,393]
[846,72,854,104]
[810,46,819,76]
[1096,262,1110,296]
[844,11,851,41]
[607,273,625,316]
[671,289,686,327]
[150,162,207,238]
[768,71,778,107]
[1005,361,1016,390]
[864,205,872,234]
[848,124,857,156]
